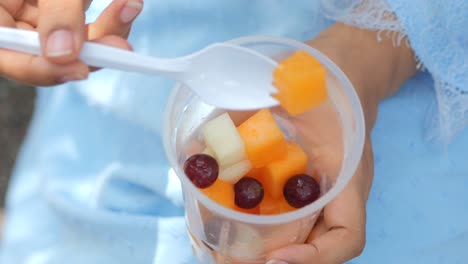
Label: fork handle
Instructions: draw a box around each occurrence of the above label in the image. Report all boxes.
[0,27,188,77]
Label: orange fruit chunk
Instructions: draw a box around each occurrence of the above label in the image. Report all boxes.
[202,179,235,209]
[273,50,327,116]
[235,205,260,215]
[259,141,308,199]
[246,167,263,179]
[201,179,259,215]
[237,109,287,168]
[259,193,295,215]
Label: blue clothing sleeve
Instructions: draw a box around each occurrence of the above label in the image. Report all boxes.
[389,0,468,141]
[388,0,467,89]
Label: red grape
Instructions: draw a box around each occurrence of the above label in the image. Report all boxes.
[283,174,320,208]
[184,154,219,188]
[234,177,264,209]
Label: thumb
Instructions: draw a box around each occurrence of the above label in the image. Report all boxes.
[266,244,318,264]
[266,227,365,264]
[37,0,86,64]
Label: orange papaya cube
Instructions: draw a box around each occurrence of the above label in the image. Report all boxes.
[202,179,235,209]
[237,109,287,168]
[273,50,327,116]
[260,141,308,199]
[258,193,277,215]
[201,179,260,215]
[245,167,267,193]
[259,193,295,215]
[277,197,296,214]
[235,205,260,215]
[246,167,263,179]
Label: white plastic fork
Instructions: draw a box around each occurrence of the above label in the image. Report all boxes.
[0,27,279,110]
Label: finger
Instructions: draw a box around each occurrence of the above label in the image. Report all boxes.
[0,6,15,27]
[13,3,38,27]
[0,34,131,86]
[87,0,143,40]
[0,49,89,86]
[92,35,132,52]
[37,0,86,64]
[84,0,93,10]
[267,227,365,264]
[0,0,22,16]
[15,21,35,31]
[306,215,328,242]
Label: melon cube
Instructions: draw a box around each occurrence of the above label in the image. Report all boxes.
[202,147,216,158]
[260,141,308,199]
[259,193,295,215]
[235,205,260,215]
[258,193,276,215]
[219,160,253,184]
[201,178,259,215]
[246,167,263,179]
[229,223,263,259]
[202,178,235,209]
[203,113,246,167]
[273,50,328,116]
[237,109,287,168]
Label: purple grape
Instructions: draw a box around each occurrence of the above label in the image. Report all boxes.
[184,154,219,188]
[283,174,320,208]
[234,177,264,209]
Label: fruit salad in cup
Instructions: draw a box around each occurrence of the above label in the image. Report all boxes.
[183,50,328,217]
[162,36,365,263]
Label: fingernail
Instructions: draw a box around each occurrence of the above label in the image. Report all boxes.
[59,73,86,83]
[46,30,73,57]
[120,1,143,23]
[266,260,288,264]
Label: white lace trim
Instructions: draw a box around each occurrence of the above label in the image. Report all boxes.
[321,0,407,45]
[322,0,465,143]
[322,0,427,71]
[431,79,468,144]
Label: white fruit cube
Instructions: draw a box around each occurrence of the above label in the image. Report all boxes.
[202,147,216,157]
[219,160,252,184]
[202,113,246,167]
[229,223,263,260]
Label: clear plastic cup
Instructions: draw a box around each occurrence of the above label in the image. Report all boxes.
[162,36,365,263]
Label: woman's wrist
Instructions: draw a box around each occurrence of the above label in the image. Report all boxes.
[307,23,418,133]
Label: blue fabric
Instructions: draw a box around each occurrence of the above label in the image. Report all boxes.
[387,0,468,141]
[388,0,467,89]
[1,0,467,263]
[354,73,468,264]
